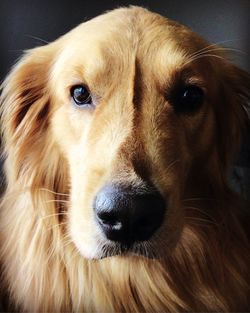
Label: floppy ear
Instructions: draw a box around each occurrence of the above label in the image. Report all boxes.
[0,44,68,196]
[1,45,52,137]
[0,45,69,307]
[215,62,250,173]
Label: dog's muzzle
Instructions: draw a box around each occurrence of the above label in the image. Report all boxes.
[93,183,166,248]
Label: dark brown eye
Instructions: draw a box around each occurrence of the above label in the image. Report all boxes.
[172,85,204,114]
[70,85,92,107]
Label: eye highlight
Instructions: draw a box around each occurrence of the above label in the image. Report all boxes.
[171,85,205,115]
[70,85,93,107]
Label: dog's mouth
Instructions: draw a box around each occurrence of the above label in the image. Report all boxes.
[95,225,181,260]
[98,240,159,259]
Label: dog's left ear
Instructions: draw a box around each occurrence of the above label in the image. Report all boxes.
[215,61,250,172]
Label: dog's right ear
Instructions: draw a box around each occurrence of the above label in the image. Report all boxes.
[0,44,56,173]
[0,43,64,189]
[1,44,54,142]
[0,42,69,199]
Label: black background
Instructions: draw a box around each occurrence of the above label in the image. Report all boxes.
[0,0,250,79]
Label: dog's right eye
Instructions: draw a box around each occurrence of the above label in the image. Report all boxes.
[70,85,92,107]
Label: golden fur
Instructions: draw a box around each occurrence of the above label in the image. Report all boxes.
[1,6,250,312]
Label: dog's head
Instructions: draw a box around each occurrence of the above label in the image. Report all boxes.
[1,7,249,259]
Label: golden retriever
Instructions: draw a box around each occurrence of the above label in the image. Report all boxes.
[0,6,250,312]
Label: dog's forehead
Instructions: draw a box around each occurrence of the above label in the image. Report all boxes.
[52,7,208,87]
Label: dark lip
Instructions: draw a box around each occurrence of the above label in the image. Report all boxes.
[120,242,134,253]
[99,242,158,259]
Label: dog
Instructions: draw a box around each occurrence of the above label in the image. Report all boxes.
[0,6,250,312]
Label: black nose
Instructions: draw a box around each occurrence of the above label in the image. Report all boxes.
[93,184,166,245]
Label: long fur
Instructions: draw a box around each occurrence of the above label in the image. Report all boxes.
[0,6,250,312]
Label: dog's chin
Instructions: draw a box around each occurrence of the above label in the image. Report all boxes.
[73,229,181,260]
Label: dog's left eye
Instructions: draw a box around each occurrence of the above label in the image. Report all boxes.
[172,85,204,114]
[71,85,92,107]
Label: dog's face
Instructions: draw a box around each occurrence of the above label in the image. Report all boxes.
[1,7,248,260]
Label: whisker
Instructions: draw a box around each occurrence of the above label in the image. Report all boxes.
[40,212,69,220]
[63,240,73,248]
[184,54,226,67]
[63,231,72,240]
[189,48,245,63]
[184,216,218,227]
[45,222,68,232]
[188,43,244,60]
[184,206,212,217]
[165,159,180,173]
[183,204,219,222]
[182,197,215,202]
[45,199,70,204]
[38,188,69,197]
[8,49,26,53]
[185,216,215,223]
[187,47,245,66]
[25,34,49,44]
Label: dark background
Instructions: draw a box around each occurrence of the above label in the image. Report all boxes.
[0,0,250,197]
[0,0,250,79]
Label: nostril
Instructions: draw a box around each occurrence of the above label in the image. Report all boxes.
[97,211,118,226]
[97,211,121,228]
[98,211,114,224]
